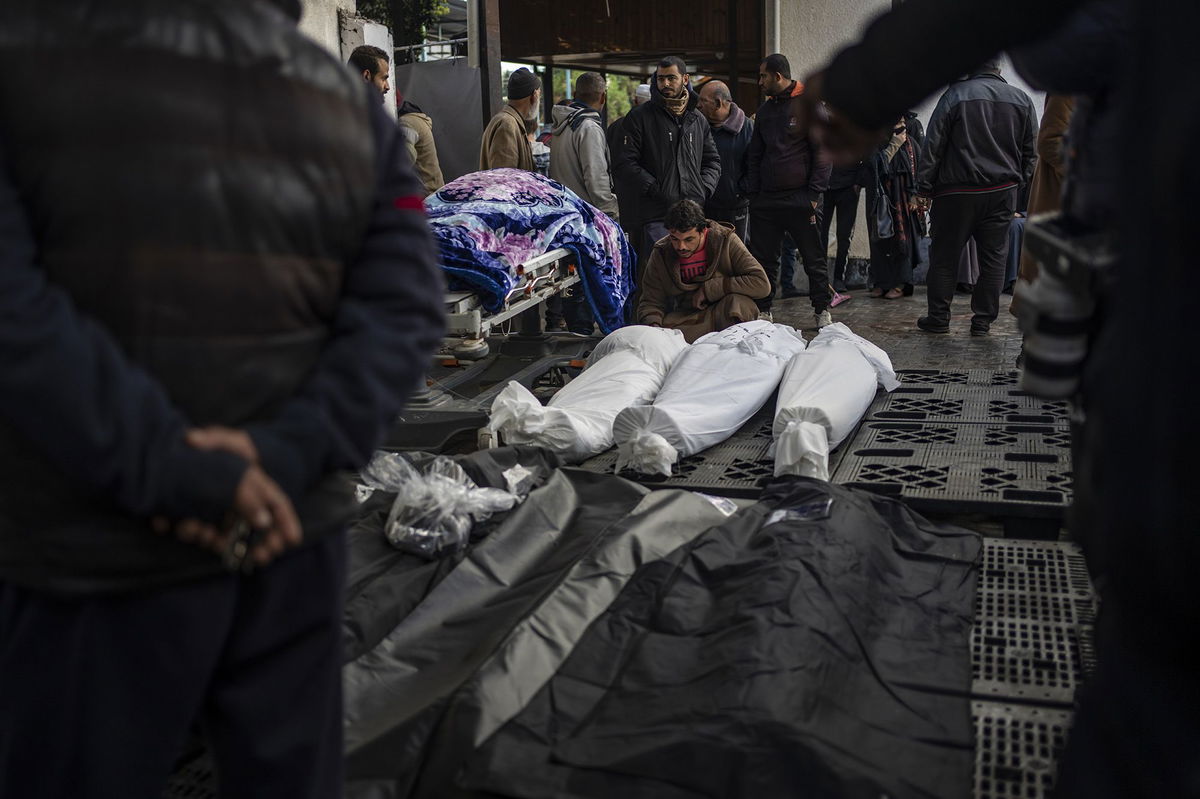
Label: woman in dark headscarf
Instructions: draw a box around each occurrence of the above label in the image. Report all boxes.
[866,115,924,298]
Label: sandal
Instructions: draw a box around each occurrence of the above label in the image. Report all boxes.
[883,287,904,299]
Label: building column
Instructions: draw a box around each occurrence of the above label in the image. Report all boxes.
[468,0,502,121]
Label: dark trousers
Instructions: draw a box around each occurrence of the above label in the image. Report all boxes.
[544,292,593,333]
[819,185,861,283]
[0,533,347,799]
[927,189,1016,326]
[706,206,749,243]
[749,204,831,313]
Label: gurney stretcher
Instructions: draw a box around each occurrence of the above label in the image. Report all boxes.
[442,247,578,359]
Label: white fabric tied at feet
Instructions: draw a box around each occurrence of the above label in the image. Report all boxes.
[613,320,807,475]
[487,326,687,463]
[772,324,899,480]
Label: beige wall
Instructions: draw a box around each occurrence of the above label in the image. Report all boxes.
[775,0,890,259]
[298,0,357,57]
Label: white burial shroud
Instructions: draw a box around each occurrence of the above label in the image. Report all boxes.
[772,322,900,480]
[613,320,808,476]
[486,325,688,463]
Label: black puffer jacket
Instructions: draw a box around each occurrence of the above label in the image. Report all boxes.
[0,0,442,593]
[613,82,721,224]
[916,72,1038,196]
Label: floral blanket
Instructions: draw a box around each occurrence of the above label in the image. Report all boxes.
[426,169,633,334]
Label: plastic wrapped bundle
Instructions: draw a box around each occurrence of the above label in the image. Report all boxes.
[613,320,807,475]
[486,326,688,463]
[772,323,900,480]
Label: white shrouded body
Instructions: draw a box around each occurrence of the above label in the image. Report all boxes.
[613,320,808,475]
[772,323,899,480]
[486,326,687,463]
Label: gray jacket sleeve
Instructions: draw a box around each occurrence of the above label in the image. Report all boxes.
[580,121,620,218]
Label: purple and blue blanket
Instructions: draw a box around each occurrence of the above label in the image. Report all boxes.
[426,169,633,334]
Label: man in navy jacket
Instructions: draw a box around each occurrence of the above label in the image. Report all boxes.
[745,53,834,326]
[697,79,754,242]
[0,1,443,796]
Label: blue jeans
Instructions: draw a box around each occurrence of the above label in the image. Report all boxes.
[778,233,800,292]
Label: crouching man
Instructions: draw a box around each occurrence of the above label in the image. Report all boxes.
[637,199,770,342]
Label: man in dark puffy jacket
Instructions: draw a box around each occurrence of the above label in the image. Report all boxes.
[912,59,1036,335]
[745,53,834,328]
[0,1,443,796]
[613,56,722,270]
[697,79,754,242]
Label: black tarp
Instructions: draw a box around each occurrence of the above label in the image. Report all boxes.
[342,447,564,662]
[341,455,981,799]
[458,478,981,799]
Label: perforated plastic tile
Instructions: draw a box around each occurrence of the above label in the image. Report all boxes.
[977,539,1094,600]
[581,440,777,498]
[973,701,1073,799]
[161,755,216,798]
[868,384,1071,424]
[971,617,1090,705]
[896,369,1021,388]
[851,421,1072,453]
[831,444,1072,517]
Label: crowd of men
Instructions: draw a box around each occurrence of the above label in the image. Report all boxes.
[389,47,1038,345]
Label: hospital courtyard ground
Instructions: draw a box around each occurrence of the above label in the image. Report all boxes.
[772,285,1023,372]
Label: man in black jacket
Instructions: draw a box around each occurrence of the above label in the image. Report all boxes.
[697,79,753,241]
[608,83,650,240]
[912,60,1036,335]
[745,53,834,327]
[613,56,722,271]
[0,1,444,796]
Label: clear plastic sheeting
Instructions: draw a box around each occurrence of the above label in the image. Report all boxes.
[360,453,520,558]
[613,320,807,475]
[772,323,899,480]
[486,326,688,463]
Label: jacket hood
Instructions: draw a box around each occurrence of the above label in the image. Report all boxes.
[653,220,741,290]
[715,103,747,134]
[551,102,601,135]
[398,99,425,117]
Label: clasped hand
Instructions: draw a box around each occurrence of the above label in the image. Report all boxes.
[152,427,301,572]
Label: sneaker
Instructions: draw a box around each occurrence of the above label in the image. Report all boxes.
[970,323,990,337]
[757,311,774,322]
[815,309,832,328]
[916,316,949,334]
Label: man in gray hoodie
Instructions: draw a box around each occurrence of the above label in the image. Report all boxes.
[548,72,618,333]
[550,72,619,220]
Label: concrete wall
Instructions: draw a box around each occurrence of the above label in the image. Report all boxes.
[774,0,1043,262]
[774,0,888,261]
[340,14,398,118]
[299,0,356,57]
